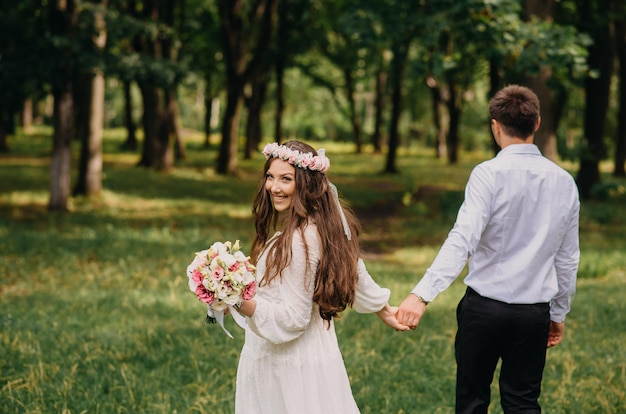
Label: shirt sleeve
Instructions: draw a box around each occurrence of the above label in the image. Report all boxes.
[247,225,319,344]
[352,258,390,313]
[412,165,492,302]
[550,195,580,322]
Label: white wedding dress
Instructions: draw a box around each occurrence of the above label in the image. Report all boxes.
[235,224,390,414]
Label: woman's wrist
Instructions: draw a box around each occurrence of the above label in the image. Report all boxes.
[377,303,391,315]
[237,299,256,317]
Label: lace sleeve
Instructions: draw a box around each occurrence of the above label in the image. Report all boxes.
[247,225,320,344]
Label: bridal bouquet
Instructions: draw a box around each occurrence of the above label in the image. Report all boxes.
[187,240,256,338]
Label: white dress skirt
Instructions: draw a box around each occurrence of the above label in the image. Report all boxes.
[235,224,390,414]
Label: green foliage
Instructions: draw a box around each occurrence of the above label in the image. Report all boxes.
[1,131,625,413]
[510,19,591,86]
[273,67,354,141]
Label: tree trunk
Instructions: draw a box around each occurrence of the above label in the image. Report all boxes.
[426,76,448,159]
[274,1,287,145]
[245,76,268,159]
[384,43,408,174]
[524,68,559,160]
[372,68,386,154]
[48,0,77,212]
[154,90,177,171]
[74,74,91,144]
[344,68,363,154]
[22,99,33,133]
[134,0,160,169]
[488,57,502,155]
[0,101,8,152]
[614,21,626,177]
[218,0,245,174]
[121,80,138,151]
[161,0,183,166]
[49,82,73,212]
[523,0,553,18]
[84,70,104,195]
[74,71,104,196]
[576,3,614,199]
[203,76,216,147]
[204,91,220,148]
[217,0,277,174]
[446,78,461,164]
[74,1,106,196]
[168,90,185,163]
[274,52,285,144]
[131,0,181,171]
[138,83,161,168]
[218,86,244,174]
[522,0,559,161]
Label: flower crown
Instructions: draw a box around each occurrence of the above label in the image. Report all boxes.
[262,142,330,173]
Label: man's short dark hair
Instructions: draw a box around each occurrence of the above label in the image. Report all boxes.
[489,85,540,138]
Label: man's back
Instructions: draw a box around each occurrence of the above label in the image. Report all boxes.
[462,144,579,306]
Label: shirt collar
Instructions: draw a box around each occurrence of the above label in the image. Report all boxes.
[496,143,541,157]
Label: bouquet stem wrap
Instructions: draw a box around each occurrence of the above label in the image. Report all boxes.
[207,306,248,339]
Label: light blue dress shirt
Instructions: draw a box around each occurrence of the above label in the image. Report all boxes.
[412,144,580,322]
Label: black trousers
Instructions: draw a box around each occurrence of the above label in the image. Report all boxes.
[455,287,550,414]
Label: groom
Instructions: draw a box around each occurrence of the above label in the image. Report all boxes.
[396,85,580,413]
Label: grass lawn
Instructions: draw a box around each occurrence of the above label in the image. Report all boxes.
[1,129,625,413]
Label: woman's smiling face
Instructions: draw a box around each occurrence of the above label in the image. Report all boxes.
[265,159,296,212]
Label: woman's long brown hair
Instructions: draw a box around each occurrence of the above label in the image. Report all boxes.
[251,141,361,322]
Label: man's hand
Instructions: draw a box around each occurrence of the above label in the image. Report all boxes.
[547,321,565,348]
[396,294,428,330]
[376,304,411,331]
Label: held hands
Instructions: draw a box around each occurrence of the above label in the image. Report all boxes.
[376,304,411,331]
[395,293,428,330]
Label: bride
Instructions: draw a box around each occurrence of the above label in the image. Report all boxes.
[232,140,408,413]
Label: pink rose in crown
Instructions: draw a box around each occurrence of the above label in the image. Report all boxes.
[299,156,311,168]
[278,146,290,159]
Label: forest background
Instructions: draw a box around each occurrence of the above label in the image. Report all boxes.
[0,0,625,208]
[1,0,625,413]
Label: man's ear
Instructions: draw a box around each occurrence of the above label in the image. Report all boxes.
[534,116,541,133]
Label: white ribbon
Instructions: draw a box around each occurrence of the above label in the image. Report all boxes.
[208,305,248,339]
[315,148,350,240]
[229,306,248,331]
[329,182,352,240]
